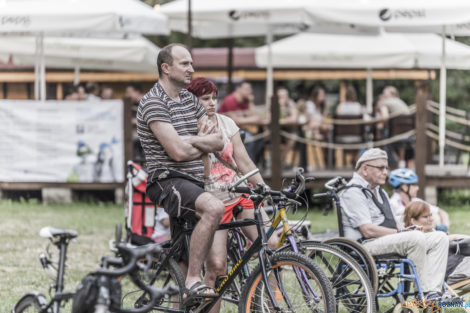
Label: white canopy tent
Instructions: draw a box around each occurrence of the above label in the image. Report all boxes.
[0,36,159,79]
[304,0,470,166]
[256,32,470,110]
[304,0,470,36]
[0,0,169,34]
[0,0,168,100]
[256,33,470,69]
[159,0,377,106]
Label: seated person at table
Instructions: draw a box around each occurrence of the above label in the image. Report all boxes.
[377,86,410,168]
[336,85,365,116]
[219,81,266,164]
[340,148,449,301]
[278,87,298,167]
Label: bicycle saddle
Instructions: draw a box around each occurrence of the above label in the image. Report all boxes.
[39,226,78,239]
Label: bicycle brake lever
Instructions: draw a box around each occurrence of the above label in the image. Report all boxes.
[323,202,332,216]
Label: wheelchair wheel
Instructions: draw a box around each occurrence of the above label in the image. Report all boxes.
[374,256,417,313]
[324,237,378,293]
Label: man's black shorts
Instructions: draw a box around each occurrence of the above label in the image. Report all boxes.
[146,171,205,263]
[146,177,205,221]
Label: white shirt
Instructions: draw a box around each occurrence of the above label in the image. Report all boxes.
[389,192,439,224]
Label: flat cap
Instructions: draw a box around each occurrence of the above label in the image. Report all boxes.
[355,148,388,170]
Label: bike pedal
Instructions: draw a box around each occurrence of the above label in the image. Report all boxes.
[188,298,212,313]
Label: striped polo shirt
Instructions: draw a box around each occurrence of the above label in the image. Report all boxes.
[137,82,206,181]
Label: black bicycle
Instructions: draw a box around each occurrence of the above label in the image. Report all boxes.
[12,226,177,313]
[132,169,336,313]
[226,169,376,313]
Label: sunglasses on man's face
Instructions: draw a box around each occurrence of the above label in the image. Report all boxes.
[365,164,389,172]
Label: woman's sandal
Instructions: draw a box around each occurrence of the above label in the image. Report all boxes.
[183,281,219,307]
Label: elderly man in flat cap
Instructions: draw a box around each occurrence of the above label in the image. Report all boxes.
[340,148,448,301]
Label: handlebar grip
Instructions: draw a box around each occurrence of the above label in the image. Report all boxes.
[313,193,329,199]
[95,243,162,276]
[233,186,252,194]
[282,191,298,199]
[268,190,283,197]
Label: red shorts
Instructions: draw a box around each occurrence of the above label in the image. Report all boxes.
[220,195,254,224]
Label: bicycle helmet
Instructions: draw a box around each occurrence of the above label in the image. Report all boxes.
[388,168,418,188]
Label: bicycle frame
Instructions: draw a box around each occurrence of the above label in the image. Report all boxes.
[149,206,301,313]
[40,238,75,313]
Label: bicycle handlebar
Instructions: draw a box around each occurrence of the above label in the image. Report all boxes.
[228,168,260,190]
[324,176,348,191]
[228,167,317,206]
[312,192,330,199]
[117,284,179,313]
[95,243,162,277]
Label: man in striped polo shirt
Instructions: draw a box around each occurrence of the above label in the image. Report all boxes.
[137,43,225,301]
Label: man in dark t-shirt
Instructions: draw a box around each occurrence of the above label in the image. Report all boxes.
[219,81,266,164]
[137,43,224,300]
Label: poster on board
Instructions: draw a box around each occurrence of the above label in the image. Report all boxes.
[0,100,124,183]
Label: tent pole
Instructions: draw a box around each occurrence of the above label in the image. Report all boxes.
[227,38,234,93]
[34,35,40,100]
[266,27,273,108]
[39,32,46,101]
[366,68,373,114]
[439,26,447,167]
[187,0,192,51]
[74,65,80,86]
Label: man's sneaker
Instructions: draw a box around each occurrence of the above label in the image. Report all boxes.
[441,292,464,303]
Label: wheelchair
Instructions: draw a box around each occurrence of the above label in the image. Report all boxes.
[315,176,449,313]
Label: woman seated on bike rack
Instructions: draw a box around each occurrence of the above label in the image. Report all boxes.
[186,78,278,312]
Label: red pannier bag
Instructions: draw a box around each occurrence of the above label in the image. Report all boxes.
[125,161,157,245]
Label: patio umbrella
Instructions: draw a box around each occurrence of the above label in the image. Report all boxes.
[159,0,377,105]
[255,32,470,110]
[0,0,169,100]
[304,0,470,166]
[0,35,159,76]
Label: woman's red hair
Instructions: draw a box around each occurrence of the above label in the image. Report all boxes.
[186,77,218,97]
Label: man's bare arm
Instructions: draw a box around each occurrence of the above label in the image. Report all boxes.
[149,121,202,162]
[183,133,224,153]
[359,223,398,239]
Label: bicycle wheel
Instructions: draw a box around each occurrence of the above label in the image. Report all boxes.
[13,294,42,313]
[239,251,336,313]
[123,256,185,312]
[293,241,376,313]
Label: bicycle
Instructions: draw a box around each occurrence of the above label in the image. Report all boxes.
[229,168,376,313]
[12,225,177,313]
[134,169,336,313]
[12,226,77,313]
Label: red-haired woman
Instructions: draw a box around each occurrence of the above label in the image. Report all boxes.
[186,77,276,313]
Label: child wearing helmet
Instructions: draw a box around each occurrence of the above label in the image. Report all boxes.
[388,168,450,232]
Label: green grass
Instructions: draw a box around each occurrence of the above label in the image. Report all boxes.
[1,200,469,312]
[0,200,123,312]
